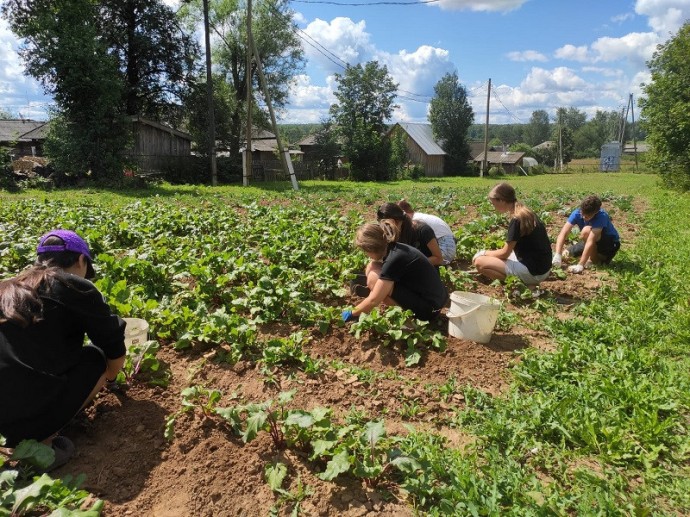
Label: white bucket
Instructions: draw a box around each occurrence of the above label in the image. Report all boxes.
[123,317,149,348]
[447,291,501,343]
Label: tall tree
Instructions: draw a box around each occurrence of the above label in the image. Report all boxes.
[181,0,304,164]
[3,0,129,179]
[640,21,690,191]
[2,0,199,179]
[428,71,474,175]
[98,0,199,123]
[329,61,398,181]
[523,109,551,146]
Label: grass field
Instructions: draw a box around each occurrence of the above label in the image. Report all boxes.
[1,172,689,516]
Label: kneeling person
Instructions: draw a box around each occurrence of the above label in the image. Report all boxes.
[552,195,620,273]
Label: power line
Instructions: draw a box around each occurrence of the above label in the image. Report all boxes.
[490,85,524,124]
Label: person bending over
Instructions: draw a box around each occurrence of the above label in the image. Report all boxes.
[472,182,552,286]
[0,230,126,470]
[552,195,620,273]
[342,220,448,322]
[397,199,456,264]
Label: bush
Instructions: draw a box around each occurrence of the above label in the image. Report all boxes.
[487,166,504,177]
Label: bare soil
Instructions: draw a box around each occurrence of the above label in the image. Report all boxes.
[52,199,641,516]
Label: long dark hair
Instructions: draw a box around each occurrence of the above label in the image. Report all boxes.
[376,202,416,244]
[0,236,81,327]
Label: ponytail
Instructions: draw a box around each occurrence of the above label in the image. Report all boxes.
[513,202,537,236]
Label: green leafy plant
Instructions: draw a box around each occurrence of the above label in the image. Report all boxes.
[349,307,446,366]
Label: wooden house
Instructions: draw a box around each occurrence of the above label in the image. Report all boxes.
[473,151,525,174]
[0,120,47,157]
[388,122,445,177]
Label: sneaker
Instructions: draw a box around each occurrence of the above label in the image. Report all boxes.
[45,436,75,472]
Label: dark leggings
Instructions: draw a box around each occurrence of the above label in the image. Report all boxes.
[391,284,443,321]
[1,345,106,447]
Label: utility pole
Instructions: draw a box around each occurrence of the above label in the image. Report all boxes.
[629,93,638,172]
[243,0,253,187]
[481,78,491,178]
[247,26,299,190]
[202,0,217,186]
[558,110,563,172]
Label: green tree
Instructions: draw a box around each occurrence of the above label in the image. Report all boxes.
[523,109,550,146]
[428,72,474,175]
[3,0,129,180]
[181,0,304,165]
[640,21,690,190]
[2,0,198,179]
[329,61,398,181]
[573,110,619,157]
[312,120,342,180]
[98,0,199,123]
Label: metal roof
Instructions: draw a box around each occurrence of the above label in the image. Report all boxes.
[395,122,445,156]
[474,151,525,164]
[0,120,45,142]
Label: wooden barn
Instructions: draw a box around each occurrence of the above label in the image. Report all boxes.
[388,122,446,177]
[127,116,192,173]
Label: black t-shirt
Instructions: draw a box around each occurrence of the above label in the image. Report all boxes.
[399,221,436,257]
[0,271,126,424]
[379,243,447,309]
[506,217,552,275]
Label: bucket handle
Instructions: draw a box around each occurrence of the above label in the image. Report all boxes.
[447,304,483,319]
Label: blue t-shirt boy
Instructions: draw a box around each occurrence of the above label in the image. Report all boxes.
[567,208,620,243]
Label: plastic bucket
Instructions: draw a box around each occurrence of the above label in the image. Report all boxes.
[123,317,149,348]
[447,291,501,343]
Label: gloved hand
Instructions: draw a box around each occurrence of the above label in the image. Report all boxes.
[472,249,486,262]
[568,264,584,274]
[341,310,357,322]
[552,253,562,267]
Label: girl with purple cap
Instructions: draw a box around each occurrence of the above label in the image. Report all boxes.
[0,229,126,471]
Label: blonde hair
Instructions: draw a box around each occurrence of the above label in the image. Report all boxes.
[489,182,537,236]
[354,220,400,255]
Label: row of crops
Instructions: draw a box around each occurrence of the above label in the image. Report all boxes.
[2,178,690,515]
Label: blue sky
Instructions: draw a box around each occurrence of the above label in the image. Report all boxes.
[1,0,688,125]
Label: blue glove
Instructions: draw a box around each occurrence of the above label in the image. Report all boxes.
[342,310,357,322]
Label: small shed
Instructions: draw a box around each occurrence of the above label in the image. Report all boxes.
[388,122,446,177]
[474,151,525,174]
[127,116,192,173]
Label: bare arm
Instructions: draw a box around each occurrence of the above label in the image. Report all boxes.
[555,222,574,254]
[579,227,602,266]
[425,238,444,266]
[353,278,394,316]
[105,355,126,381]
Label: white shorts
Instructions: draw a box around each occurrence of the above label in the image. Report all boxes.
[504,259,550,286]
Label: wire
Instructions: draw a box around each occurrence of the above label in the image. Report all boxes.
[490,85,524,124]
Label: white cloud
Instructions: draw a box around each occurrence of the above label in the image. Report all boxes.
[635,0,690,34]
[521,67,588,92]
[506,50,548,62]
[302,17,374,74]
[288,74,335,109]
[554,44,591,62]
[611,12,635,24]
[375,45,454,120]
[581,66,625,78]
[435,0,529,12]
[590,32,660,65]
